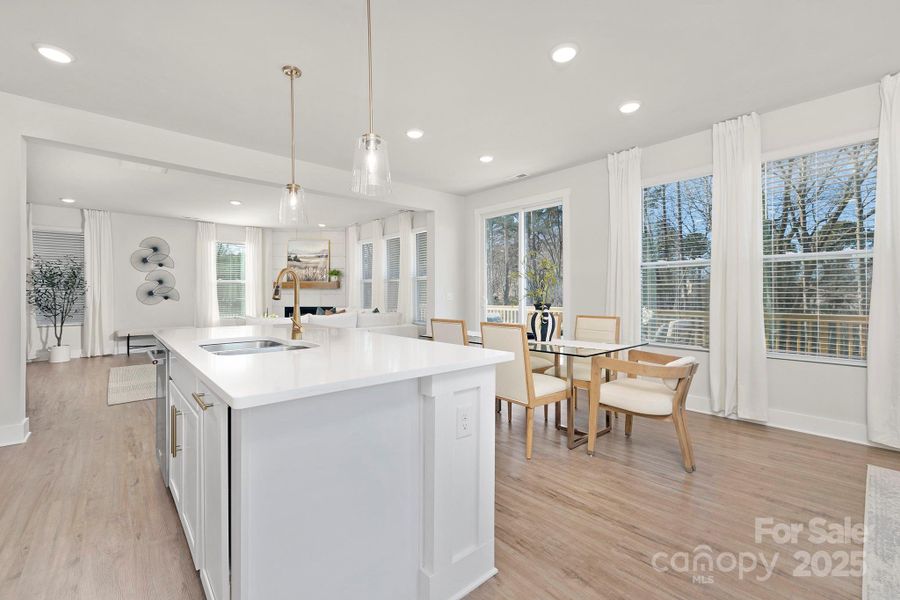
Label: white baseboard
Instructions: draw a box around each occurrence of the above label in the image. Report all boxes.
[685,394,878,448]
[0,417,30,447]
[28,348,84,362]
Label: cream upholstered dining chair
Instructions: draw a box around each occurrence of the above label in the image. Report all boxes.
[481,322,569,460]
[585,349,699,472]
[432,318,505,413]
[557,315,621,422]
[431,318,468,346]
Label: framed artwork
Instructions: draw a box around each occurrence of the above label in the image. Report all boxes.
[284,239,330,286]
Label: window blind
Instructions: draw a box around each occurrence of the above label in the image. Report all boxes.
[640,175,712,348]
[385,236,400,312]
[216,242,246,319]
[762,139,877,361]
[361,242,373,309]
[32,229,85,326]
[413,231,428,323]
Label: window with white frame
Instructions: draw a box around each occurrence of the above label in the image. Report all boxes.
[384,236,401,312]
[360,241,374,309]
[32,229,85,326]
[216,242,246,319]
[413,230,429,324]
[762,139,877,362]
[641,176,712,348]
[482,202,564,325]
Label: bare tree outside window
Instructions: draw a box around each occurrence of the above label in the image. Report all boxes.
[762,140,877,360]
[484,204,564,324]
[641,175,712,348]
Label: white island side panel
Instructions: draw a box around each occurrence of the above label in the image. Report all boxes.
[230,367,497,600]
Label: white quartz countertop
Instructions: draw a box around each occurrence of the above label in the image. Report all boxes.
[155,324,512,410]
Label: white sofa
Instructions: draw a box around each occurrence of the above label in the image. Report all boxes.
[301,310,420,338]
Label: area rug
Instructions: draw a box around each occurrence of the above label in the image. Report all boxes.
[107,364,157,406]
[863,465,900,599]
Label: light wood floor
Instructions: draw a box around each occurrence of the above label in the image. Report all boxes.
[3,356,899,599]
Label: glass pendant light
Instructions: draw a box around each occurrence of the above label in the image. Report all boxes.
[278,65,307,225]
[351,0,391,196]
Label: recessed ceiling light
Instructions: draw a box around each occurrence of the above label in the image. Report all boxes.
[34,43,74,64]
[60,197,76,204]
[550,43,578,64]
[406,128,424,140]
[479,155,494,163]
[229,200,242,206]
[317,223,326,228]
[618,101,642,114]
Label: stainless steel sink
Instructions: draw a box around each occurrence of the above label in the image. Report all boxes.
[200,339,315,356]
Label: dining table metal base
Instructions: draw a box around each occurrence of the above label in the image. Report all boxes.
[553,353,615,450]
[556,399,612,449]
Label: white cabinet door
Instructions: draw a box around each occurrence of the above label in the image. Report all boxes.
[167,381,184,510]
[180,383,203,570]
[198,384,230,600]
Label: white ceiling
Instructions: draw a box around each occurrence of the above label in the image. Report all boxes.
[4,0,900,195]
[26,142,404,229]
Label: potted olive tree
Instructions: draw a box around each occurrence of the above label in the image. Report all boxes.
[27,256,86,363]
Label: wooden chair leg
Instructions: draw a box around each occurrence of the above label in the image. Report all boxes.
[525,407,534,460]
[554,401,561,430]
[672,411,695,472]
[624,414,633,437]
[544,404,548,423]
[678,408,696,471]
[586,396,599,456]
[496,398,501,413]
[507,401,512,423]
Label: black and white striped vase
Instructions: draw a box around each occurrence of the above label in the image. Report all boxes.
[530,304,557,342]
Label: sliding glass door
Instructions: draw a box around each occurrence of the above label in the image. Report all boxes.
[482,202,564,325]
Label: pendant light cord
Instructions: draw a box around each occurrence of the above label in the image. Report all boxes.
[367,0,374,134]
[290,72,297,185]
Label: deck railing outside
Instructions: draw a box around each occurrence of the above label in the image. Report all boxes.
[485,305,566,334]
[641,309,868,361]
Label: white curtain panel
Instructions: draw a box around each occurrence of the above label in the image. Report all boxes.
[397,212,413,322]
[82,209,116,357]
[244,226,265,318]
[709,113,768,421]
[346,224,360,309]
[605,147,642,342]
[866,73,900,449]
[196,222,220,327]
[371,219,385,311]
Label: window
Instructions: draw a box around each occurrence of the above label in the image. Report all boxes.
[216,242,245,319]
[413,230,429,324]
[641,176,712,348]
[762,139,877,361]
[483,202,564,324]
[32,229,85,326]
[360,242,374,309]
[384,236,401,312]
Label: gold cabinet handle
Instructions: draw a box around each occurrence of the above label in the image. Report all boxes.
[192,392,213,411]
[170,405,182,457]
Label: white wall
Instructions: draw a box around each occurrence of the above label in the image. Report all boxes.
[464,82,882,445]
[1,90,466,446]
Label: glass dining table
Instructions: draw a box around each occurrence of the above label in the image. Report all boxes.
[421,331,647,449]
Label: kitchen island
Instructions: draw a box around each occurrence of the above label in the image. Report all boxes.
[155,324,510,600]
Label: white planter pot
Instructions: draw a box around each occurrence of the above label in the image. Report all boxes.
[49,345,71,363]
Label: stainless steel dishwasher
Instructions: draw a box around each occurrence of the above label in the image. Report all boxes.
[147,346,169,486]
